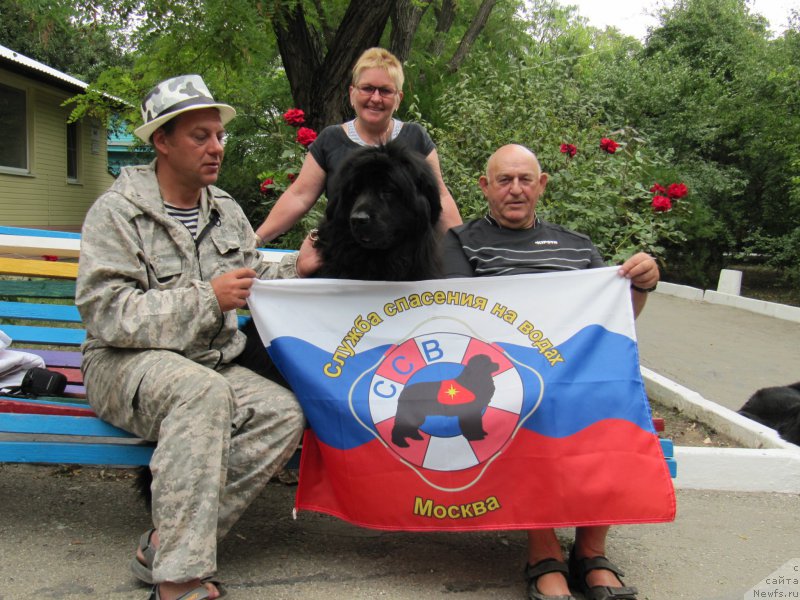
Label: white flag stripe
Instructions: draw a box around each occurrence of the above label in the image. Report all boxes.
[249,267,636,353]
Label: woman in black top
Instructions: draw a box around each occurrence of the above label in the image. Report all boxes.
[254,47,462,244]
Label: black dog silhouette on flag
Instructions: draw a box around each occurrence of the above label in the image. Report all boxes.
[391,354,499,448]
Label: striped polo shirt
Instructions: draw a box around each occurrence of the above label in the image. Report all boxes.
[442,215,606,278]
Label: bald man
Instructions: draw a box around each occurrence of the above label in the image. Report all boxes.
[442,144,654,600]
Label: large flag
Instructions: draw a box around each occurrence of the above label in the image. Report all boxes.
[249,267,676,531]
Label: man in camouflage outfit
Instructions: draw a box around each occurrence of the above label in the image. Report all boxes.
[76,75,305,600]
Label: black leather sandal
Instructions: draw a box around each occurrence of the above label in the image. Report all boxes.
[568,550,638,600]
[524,558,577,600]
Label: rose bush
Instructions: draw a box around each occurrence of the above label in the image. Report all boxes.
[541,129,693,263]
[560,143,577,158]
[651,195,672,212]
[259,177,275,195]
[600,137,620,154]
[254,108,320,249]
[411,51,697,269]
[282,108,305,126]
[667,182,688,199]
[296,127,317,147]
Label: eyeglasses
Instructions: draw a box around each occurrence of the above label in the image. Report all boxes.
[355,85,398,98]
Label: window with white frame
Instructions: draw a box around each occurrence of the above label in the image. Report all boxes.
[0,83,28,170]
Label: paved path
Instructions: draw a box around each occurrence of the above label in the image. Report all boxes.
[1,463,798,600]
[636,293,800,412]
[2,293,799,600]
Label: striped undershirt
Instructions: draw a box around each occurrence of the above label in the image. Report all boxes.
[164,203,200,237]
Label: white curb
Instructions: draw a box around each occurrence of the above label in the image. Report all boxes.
[655,280,800,323]
[672,447,800,493]
[642,367,800,493]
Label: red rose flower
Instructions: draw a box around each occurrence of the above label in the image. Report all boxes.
[296,127,317,147]
[282,108,305,127]
[287,173,297,182]
[259,178,275,195]
[650,183,667,195]
[560,143,577,158]
[651,195,672,212]
[667,182,688,199]
[600,138,619,154]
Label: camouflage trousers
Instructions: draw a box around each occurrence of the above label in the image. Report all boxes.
[83,348,304,583]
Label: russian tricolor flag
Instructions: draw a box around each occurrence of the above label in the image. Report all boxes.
[248,267,676,531]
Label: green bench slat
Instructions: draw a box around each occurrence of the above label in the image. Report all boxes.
[0,324,85,345]
[0,280,77,299]
[0,300,81,322]
[1,395,92,410]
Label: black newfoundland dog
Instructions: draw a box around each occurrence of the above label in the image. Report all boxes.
[313,139,442,280]
[738,381,800,445]
[236,140,443,381]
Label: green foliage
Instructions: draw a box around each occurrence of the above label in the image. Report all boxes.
[739,227,800,287]
[543,131,691,265]
[627,0,796,253]
[246,109,319,250]
[9,0,799,291]
[423,42,694,268]
[0,0,130,80]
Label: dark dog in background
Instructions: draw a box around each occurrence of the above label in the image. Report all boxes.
[738,381,800,445]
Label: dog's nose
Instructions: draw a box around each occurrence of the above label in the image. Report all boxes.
[350,211,371,228]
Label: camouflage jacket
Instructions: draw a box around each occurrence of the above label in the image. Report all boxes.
[76,160,297,380]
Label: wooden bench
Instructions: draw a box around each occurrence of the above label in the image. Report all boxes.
[0,227,154,465]
[0,226,676,476]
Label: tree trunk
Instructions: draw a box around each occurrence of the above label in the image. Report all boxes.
[427,0,456,57]
[446,0,498,72]
[273,0,396,131]
[390,0,432,62]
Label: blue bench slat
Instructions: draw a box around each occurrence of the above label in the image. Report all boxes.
[0,226,81,239]
[0,413,140,438]
[0,324,85,345]
[665,457,677,477]
[659,439,673,458]
[0,441,152,466]
[0,300,81,322]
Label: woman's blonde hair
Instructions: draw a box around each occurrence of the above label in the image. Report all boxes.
[351,47,404,91]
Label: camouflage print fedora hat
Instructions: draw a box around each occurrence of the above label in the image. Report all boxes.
[134,74,236,143]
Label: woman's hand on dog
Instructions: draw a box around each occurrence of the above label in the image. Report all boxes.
[296,233,322,278]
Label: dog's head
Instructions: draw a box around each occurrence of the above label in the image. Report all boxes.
[325,140,442,249]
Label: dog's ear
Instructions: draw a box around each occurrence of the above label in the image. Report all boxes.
[385,141,442,227]
[412,153,442,227]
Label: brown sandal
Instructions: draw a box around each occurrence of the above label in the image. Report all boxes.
[524,558,577,600]
[568,550,638,600]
